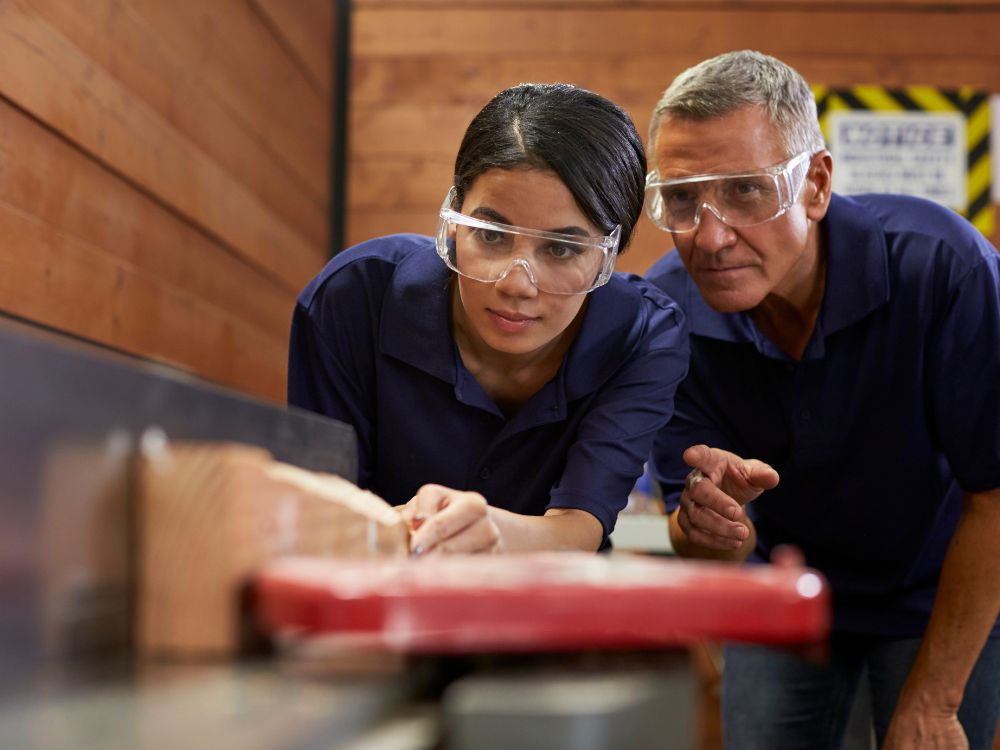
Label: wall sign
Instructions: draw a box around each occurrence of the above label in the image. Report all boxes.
[814,85,993,236]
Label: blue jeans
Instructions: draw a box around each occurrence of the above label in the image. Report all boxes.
[722,635,1000,749]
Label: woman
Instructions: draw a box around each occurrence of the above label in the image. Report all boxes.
[288,83,688,555]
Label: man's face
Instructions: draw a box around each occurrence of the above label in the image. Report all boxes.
[652,106,827,313]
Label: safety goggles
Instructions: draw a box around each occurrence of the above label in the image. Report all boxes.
[645,151,813,233]
[435,188,621,295]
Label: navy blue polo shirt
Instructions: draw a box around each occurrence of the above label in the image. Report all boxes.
[647,193,1000,636]
[289,234,689,542]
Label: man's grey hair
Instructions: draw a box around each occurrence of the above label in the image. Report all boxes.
[648,50,826,161]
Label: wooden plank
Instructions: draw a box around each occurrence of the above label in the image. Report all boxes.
[138,444,406,657]
[31,0,328,250]
[345,209,439,251]
[0,3,323,293]
[0,200,288,403]
[352,54,1000,106]
[350,103,479,156]
[121,0,330,198]
[0,99,299,342]
[348,156,453,211]
[252,0,333,95]
[356,0,1000,6]
[353,8,1000,57]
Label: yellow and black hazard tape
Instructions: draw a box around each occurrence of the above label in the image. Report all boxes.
[814,85,992,236]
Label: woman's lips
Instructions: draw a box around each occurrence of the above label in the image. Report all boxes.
[488,309,537,332]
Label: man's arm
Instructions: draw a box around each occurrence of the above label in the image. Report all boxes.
[883,487,1000,749]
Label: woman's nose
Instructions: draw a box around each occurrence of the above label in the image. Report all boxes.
[494,258,539,297]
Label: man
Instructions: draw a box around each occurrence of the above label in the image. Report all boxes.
[645,50,1000,749]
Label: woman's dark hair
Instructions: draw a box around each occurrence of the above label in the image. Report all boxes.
[452,83,647,253]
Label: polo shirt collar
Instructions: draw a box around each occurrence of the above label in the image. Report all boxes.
[562,279,644,401]
[379,243,457,384]
[820,193,891,334]
[683,193,890,354]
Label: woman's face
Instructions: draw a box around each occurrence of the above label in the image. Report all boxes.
[450,168,600,360]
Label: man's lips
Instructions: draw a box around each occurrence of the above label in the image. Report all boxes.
[698,264,753,273]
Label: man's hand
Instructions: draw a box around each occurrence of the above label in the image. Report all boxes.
[882,707,967,749]
[673,444,779,555]
[400,484,502,556]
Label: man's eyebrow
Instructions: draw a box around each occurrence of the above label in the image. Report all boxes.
[468,206,592,237]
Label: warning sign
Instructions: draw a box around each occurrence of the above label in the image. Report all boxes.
[827,111,966,207]
[815,86,992,236]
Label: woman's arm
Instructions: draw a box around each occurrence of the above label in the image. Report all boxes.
[401,484,603,554]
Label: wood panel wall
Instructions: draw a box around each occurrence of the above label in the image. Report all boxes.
[0,0,334,403]
[347,0,1000,275]
[4,2,997,405]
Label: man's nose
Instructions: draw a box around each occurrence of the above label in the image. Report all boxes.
[692,202,737,250]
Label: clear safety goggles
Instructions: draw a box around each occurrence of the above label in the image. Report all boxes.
[645,151,813,233]
[435,188,621,295]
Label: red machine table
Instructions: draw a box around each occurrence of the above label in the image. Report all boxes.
[256,552,829,654]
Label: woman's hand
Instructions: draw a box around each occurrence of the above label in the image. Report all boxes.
[400,484,503,555]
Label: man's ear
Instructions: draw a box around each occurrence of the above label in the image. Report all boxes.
[804,150,833,221]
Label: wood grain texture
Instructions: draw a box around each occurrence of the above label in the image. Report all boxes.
[0,1,332,403]
[355,0,1000,6]
[352,8,1000,56]
[0,3,323,293]
[137,442,407,657]
[0,200,289,401]
[119,0,330,198]
[252,0,334,96]
[30,0,328,250]
[347,3,1000,274]
[0,97,293,341]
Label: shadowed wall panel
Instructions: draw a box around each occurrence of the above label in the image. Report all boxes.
[348,0,1000,275]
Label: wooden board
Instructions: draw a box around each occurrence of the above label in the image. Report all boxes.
[137,443,408,658]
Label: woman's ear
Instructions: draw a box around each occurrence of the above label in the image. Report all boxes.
[804,150,833,221]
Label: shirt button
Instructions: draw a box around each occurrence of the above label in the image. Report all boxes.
[800,408,811,420]
[478,467,491,480]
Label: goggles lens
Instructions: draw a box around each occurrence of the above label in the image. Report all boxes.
[435,189,620,295]
[645,151,813,233]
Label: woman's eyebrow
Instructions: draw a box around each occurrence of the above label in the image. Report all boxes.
[468,206,591,237]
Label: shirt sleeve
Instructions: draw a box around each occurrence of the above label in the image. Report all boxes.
[927,246,1000,493]
[546,289,690,540]
[287,258,384,490]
